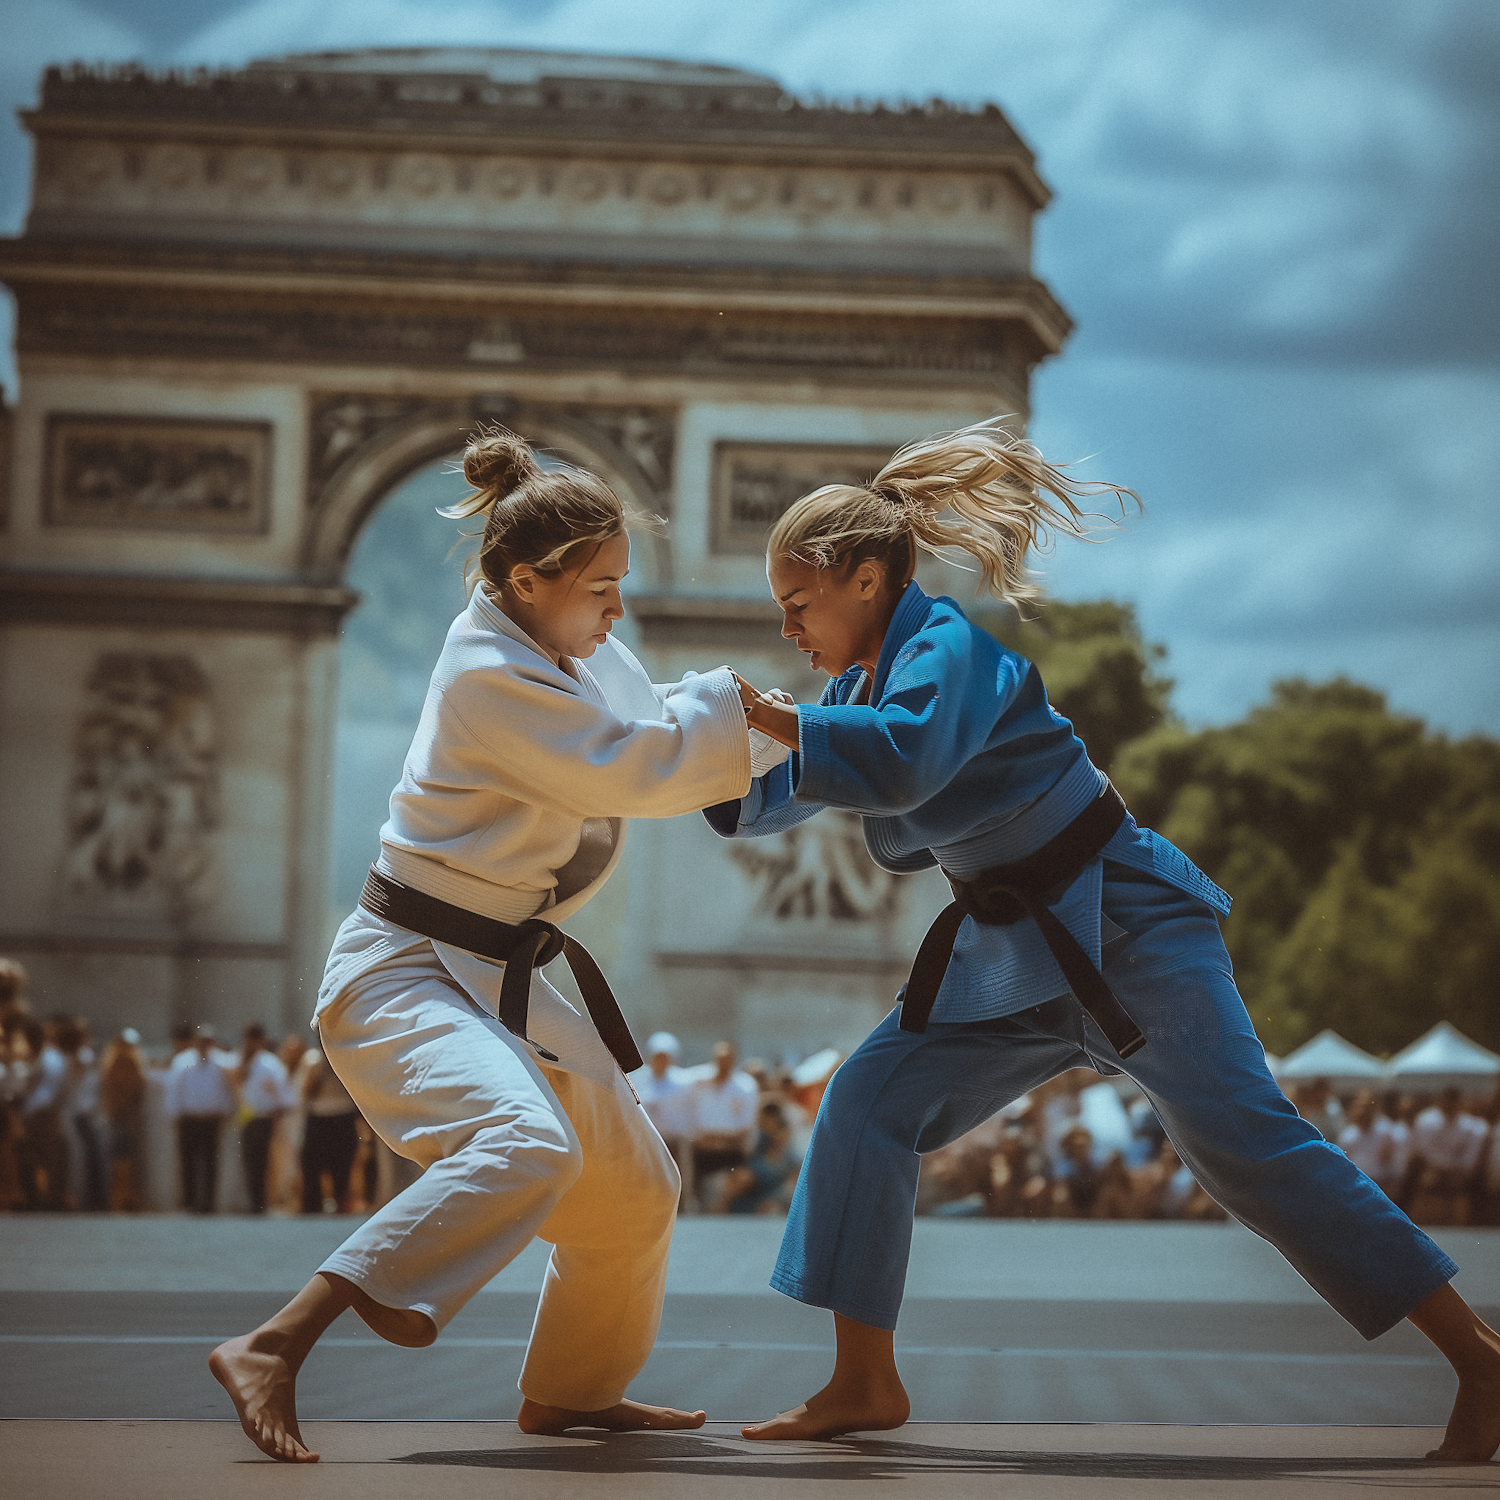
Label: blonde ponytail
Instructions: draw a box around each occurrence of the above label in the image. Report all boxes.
[768,417,1139,606]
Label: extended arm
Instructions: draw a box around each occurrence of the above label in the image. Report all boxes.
[794,629,1021,815]
[440,661,751,821]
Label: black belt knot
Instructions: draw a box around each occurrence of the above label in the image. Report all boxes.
[898,781,1146,1060]
[358,868,642,1073]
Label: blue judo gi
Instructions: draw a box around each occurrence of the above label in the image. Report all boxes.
[706,582,1454,1338]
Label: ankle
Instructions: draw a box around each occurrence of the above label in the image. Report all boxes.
[241,1325,309,1364]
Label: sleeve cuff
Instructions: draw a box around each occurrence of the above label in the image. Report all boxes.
[789,703,832,802]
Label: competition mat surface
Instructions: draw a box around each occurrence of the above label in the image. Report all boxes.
[1,1419,1485,1499]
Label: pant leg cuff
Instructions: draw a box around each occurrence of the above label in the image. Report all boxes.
[316,1252,444,1333]
[769,1270,899,1333]
[1350,1253,1460,1342]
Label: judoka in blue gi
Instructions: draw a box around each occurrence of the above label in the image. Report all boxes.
[720,418,1500,1462]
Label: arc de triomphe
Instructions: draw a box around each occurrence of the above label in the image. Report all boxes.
[0,47,1070,1056]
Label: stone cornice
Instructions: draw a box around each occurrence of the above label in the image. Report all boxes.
[0,570,359,636]
[0,238,1072,352]
[32,64,1044,200]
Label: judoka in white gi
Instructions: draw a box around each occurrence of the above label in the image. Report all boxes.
[211,429,779,1462]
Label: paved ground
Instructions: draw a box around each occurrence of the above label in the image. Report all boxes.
[3,1419,1488,1500]
[3,1216,1498,1429]
[2,1215,1496,1494]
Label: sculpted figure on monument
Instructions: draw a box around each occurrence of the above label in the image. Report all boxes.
[730,811,899,922]
[65,653,218,900]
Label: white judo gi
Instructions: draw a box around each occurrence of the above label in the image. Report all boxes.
[311,586,750,1411]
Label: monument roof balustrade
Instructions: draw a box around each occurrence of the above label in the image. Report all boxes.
[5,46,1069,376]
[31,51,1040,191]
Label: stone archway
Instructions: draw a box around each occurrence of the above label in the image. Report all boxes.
[302,395,676,590]
[314,396,680,937]
[0,46,1066,1060]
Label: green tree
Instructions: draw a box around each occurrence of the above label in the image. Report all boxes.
[985,600,1174,774]
[1112,680,1500,1054]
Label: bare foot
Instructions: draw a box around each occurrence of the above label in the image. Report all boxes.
[1426,1362,1500,1462]
[517,1396,706,1435]
[209,1335,319,1463]
[741,1376,910,1441]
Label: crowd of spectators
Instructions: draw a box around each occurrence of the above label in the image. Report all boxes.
[914,1066,1500,1226]
[628,1033,822,1215]
[1,959,374,1216]
[8,951,1500,1228]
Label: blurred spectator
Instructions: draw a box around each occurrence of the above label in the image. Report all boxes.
[99,1028,148,1211]
[1338,1090,1408,1203]
[786,1048,841,1124]
[1409,1086,1487,1225]
[0,965,34,1211]
[1051,1124,1103,1218]
[1479,1106,1500,1228]
[629,1032,697,1210]
[987,1128,1051,1218]
[1091,1151,1140,1219]
[722,1102,802,1215]
[167,1020,194,1064]
[269,1033,311,1212]
[17,1016,71,1210]
[165,1026,234,1213]
[235,1022,294,1215]
[690,1041,758,1212]
[300,1046,360,1214]
[1294,1079,1346,1143]
[921,1122,1004,1218]
[1146,1142,1227,1220]
[1125,1095,1168,1167]
[59,1018,107,1212]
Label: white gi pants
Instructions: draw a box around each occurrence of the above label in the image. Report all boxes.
[313,938,679,1411]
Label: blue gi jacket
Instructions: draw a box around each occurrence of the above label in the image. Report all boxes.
[707,582,1230,1021]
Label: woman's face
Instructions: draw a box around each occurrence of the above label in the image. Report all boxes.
[506,531,630,663]
[767,553,893,678]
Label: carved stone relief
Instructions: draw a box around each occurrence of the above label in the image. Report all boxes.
[730,812,900,924]
[43,415,270,532]
[65,653,219,906]
[305,392,678,515]
[308,395,435,490]
[711,441,894,555]
[35,134,1025,245]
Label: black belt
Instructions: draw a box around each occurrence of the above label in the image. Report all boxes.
[359,868,644,1074]
[898,782,1146,1059]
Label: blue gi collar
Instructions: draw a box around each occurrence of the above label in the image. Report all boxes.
[868,581,932,702]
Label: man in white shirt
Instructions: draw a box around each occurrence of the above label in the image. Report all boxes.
[236,1022,295,1215]
[1338,1091,1407,1202]
[164,1026,236,1213]
[629,1032,697,1211]
[1413,1088,1488,1183]
[691,1041,759,1211]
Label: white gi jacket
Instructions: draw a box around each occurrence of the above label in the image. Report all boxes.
[318,583,751,1021]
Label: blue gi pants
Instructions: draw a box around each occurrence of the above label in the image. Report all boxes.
[772,870,1456,1340]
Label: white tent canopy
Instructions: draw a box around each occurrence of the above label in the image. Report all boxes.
[1276,1029,1387,1085]
[1387,1022,1500,1093]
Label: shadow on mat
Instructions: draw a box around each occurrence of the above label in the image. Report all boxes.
[389,1432,1478,1482]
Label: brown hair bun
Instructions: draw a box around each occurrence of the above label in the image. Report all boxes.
[463,428,540,500]
[444,424,661,593]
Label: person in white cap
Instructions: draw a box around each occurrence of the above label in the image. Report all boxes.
[630,1033,698,1210]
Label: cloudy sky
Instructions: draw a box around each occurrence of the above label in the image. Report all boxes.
[3,0,1497,738]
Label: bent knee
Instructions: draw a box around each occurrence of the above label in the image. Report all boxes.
[461,1117,586,1200]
